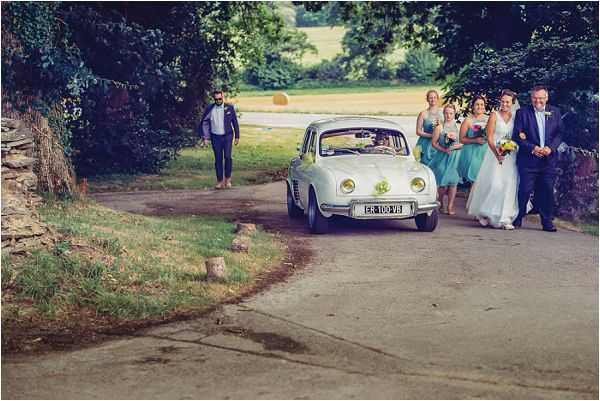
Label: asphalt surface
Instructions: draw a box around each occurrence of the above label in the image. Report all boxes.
[2,181,598,399]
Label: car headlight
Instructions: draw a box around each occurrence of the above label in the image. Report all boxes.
[340,178,355,194]
[411,177,426,193]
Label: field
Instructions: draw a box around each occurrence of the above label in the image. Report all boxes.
[88,125,305,193]
[298,26,405,66]
[233,85,441,116]
[298,26,346,66]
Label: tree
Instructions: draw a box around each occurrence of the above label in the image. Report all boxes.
[446,38,598,149]
[242,5,316,89]
[303,2,598,75]
[294,2,339,27]
[299,1,599,148]
[2,2,306,174]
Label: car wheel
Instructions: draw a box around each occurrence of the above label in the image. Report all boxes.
[287,184,303,218]
[308,188,329,234]
[415,209,438,232]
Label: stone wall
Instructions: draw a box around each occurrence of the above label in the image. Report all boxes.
[1,118,53,253]
[556,146,599,222]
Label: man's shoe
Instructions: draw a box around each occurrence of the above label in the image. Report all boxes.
[215,182,224,189]
[512,218,522,228]
[542,223,557,232]
[224,178,232,188]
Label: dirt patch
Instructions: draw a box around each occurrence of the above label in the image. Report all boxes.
[224,328,309,354]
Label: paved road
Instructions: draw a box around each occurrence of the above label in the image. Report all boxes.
[240,112,420,147]
[3,182,598,399]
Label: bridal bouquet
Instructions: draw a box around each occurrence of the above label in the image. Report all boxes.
[497,137,517,155]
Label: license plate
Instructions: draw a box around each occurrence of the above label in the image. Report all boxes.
[353,203,412,217]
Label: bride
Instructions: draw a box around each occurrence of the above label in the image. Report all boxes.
[467,89,519,229]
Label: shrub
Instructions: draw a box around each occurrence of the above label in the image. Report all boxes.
[397,47,440,84]
[244,55,302,90]
[302,56,347,81]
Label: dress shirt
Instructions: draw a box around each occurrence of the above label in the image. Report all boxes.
[534,108,546,147]
[210,104,225,135]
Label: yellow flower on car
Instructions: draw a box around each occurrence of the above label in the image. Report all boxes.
[374,179,391,196]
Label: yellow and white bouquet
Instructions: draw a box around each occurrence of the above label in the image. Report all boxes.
[496,136,517,155]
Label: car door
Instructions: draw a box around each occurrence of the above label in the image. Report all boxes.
[292,128,318,208]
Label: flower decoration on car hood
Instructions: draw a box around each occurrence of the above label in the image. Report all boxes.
[374,179,391,196]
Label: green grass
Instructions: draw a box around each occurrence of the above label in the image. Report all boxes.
[235,85,442,116]
[580,222,599,236]
[238,82,432,97]
[299,26,346,66]
[88,125,304,193]
[2,199,284,323]
[298,26,405,66]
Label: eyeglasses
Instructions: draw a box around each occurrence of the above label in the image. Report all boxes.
[214,97,223,101]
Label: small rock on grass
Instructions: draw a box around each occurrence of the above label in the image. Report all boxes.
[205,256,226,280]
[235,223,256,236]
[231,236,250,253]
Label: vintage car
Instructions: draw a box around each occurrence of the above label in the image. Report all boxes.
[286,117,439,233]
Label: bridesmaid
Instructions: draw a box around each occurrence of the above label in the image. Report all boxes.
[429,104,463,215]
[457,95,489,184]
[415,90,444,166]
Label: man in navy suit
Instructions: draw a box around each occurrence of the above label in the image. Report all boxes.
[199,90,240,189]
[512,85,563,232]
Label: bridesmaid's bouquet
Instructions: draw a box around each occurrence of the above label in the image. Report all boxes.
[496,136,517,155]
[472,122,486,138]
[445,131,457,146]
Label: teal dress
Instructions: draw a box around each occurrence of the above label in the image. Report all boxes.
[416,110,443,166]
[457,116,489,183]
[429,122,462,187]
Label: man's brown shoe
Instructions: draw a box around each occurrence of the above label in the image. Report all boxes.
[215,182,224,189]
[224,179,232,188]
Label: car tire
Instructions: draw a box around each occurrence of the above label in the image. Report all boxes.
[308,188,329,234]
[415,209,438,232]
[287,184,303,219]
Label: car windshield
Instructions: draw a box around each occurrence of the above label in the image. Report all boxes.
[319,128,410,157]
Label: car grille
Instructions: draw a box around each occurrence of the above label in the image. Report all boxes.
[292,180,300,201]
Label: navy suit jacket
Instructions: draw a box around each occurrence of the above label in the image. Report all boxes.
[511,104,563,170]
[198,103,240,140]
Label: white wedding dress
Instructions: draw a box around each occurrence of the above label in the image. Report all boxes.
[466,110,519,228]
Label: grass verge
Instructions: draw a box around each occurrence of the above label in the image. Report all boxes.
[2,199,285,352]
[88,125,304,193]
[233,85,442,116]
[237,83,437,98]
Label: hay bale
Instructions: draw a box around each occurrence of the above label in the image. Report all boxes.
[272,92,290,106]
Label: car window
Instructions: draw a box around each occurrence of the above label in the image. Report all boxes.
[301,128,314,155]
[307,130,317,157]
[319,129,410,157]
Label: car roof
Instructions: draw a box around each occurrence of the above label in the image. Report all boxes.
[308,116,404,134]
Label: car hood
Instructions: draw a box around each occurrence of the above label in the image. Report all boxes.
[319,155,431,196]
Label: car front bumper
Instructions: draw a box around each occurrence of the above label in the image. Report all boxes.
[320,199,439,219]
